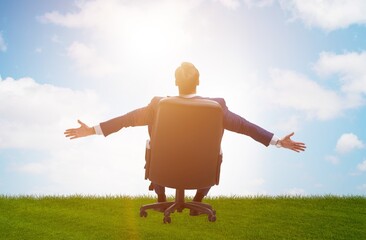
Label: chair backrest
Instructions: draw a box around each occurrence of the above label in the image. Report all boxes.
[147,97,224,190]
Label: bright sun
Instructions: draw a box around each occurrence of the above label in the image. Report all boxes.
[124,17,190,59]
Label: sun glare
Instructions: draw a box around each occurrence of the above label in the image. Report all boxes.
[125,18,190,59]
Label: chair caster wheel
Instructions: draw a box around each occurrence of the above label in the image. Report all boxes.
[208,215,216,222]
[163,216,171,224]
[140,210,147,217]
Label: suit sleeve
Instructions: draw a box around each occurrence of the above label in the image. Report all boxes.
[99,98,158,137]
[217,98,274,146]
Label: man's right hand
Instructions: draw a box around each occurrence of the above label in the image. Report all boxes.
[64,120,95,140]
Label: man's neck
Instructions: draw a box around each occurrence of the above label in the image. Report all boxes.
[179,93,197,98]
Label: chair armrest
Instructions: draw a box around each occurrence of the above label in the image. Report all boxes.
[145,139,151,180]
[216,149,223,185]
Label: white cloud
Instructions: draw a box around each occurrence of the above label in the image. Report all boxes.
[272,115,301,132]
[314,51,366,99]
[357,160,366,172]
[216,0,274,9]
[8,137,150,195]
[336,133,364,154]
[280,0,366,31]
[40,0,195,77]
[264,50,366,121]
[266,68,345,120]
[0,76,107,150]
[325,155,340,165]
[0,32,7,52]
[216,0,241,9]
[0,76,155,195]
[66,41,119,77]
[243,0,274,8]
[219,0,366,31]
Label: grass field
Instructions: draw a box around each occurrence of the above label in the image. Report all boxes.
[1,195,365,240]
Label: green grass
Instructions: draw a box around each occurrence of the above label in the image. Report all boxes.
[1,195,365,240]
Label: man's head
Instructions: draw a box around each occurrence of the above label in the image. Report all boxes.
[175,62,199,95]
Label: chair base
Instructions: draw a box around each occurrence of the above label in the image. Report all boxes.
[140,189,216,223]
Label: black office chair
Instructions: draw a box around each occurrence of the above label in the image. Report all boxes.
[140,97,224,223]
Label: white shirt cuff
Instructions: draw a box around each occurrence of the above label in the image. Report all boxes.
[270,135,280,147]
[94,124,104,135]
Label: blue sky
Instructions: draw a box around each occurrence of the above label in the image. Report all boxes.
[0,0,365,196]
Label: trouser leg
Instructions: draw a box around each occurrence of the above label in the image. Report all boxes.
[152,183,210,202]
[151,183,166,202]
[152,183,165,194]
[193,187,211,202]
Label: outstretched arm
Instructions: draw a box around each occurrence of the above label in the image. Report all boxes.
[64,120,95,140]
[277,132,306,153]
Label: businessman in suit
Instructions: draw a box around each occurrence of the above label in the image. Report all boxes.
[65,62,306,203]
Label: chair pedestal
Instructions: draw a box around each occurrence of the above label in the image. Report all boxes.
[140,189,216,223]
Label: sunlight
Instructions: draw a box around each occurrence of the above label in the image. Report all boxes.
[122,13,190,60]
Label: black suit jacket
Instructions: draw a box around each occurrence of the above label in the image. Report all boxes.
[100,96,274,146]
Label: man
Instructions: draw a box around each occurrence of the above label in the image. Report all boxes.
[64,62,306,203]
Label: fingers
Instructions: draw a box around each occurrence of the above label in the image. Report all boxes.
[78,119,86,127]
[291,145,306,152]
[285,132,295,139]
[280,132,306,152]
[64,121,83,139]
[281,132,307,152]
[64,129,79,139]
[64,120,86,140]
[290,142,306,152]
